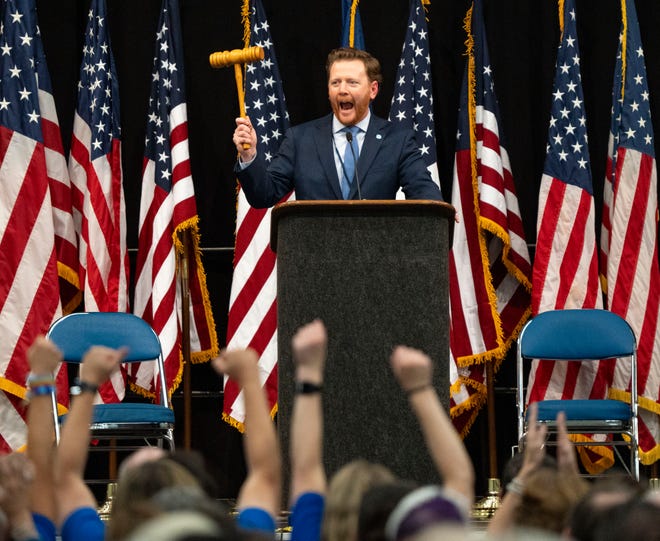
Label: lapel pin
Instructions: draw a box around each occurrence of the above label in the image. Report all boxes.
[376,134,382,140]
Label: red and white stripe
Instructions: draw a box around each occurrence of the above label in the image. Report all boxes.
[40,88,80,313]
[0,131,64,451]
[69,111,129,403]
[604,145,660,461]
[134,103,194,398]
[449,104,532,436]
[527,175,605,407]
[223,189,294,427]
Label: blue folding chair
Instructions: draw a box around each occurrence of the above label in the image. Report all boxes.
[517,309,639,480]
[47,312,175,460]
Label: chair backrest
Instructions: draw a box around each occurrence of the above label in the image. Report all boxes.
[48,312,162,363]
[519,309,636,361]
[47,312,168,407]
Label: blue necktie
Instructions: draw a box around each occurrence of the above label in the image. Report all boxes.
[341,126,360,199]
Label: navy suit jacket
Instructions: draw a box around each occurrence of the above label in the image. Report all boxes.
[236,114,443,208]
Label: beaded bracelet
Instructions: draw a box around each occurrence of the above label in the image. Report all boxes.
[506,476,525,496]
[26,384,55,401]
[26,373,55,388]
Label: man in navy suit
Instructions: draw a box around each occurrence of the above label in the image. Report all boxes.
[232,48,443,207]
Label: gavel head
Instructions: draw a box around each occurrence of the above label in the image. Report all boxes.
[209,45,265,68]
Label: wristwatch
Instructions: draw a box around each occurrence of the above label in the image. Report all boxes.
[294,381,323,394]
[70,380,99,396]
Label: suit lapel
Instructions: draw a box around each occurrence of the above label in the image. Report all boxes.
[314,115,343,199]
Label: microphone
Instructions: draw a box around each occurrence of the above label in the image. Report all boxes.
[345,131,363,200]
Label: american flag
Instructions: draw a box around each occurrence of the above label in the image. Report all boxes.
[388,0,441,194]
[601,0,660,464]
[34,6,80,315]
[223,0,292,429]
[341,0,365,49]
[134,0,218,399]
[448,0,532,437]
[527,0,611,474]
[0,0,71,451]
[69,0,128,404]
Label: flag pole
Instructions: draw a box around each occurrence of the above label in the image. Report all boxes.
[472,362,502,519]
[179,228,192,450]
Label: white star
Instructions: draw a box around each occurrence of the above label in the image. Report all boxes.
[95,121,105,132]
[161,169,171,181]
[18,88,31,101]
[10,10,23,23]
[1,43,11,56]
[625,127,636,139]
[634,74,643,85]
[558,150,568,161]
[27,110,39,123]
[396,93,406,104]
[571,141,582,153]
[565,36,575,47]
[92,139,102,150]
[0,98,9,110]
[553,133,563,145]
[564,124,576,135]
[158,151,168,163]
[571,97,582,109]
[9,66,20,78]
[20,33,33,47]
[630,101,639,112]
[419,144,429,156]
[560,63,570,74]
[578,158,587,168]
[553,89,564,101]
[396,110,406,121]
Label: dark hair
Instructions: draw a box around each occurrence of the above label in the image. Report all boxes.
[357,480,417,541]
[326,47,383,85]
[593,499,660,541]
[569,475,644,541]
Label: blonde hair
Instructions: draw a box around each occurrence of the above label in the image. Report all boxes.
[107,458,202,540]
[515,467,589,534]
[322,459,395,541]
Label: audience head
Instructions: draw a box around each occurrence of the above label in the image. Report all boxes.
[514,466,588,534]
[384,485,469,540]
[500,451,556,497]
[593,497,660,541]
[358,479,418,541]
[568,474,644,541]
[322,459,396,541]
[108,457,205,540]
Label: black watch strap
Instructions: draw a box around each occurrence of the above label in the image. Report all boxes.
[295,381,323,394]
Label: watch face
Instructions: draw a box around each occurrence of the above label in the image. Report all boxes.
[70,385,82,396]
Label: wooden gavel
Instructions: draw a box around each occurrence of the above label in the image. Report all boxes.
[209,46,264,149]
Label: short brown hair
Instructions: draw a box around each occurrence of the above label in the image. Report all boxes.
[326,47,383,85]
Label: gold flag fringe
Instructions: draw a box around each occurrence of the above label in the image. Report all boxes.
[348,0,360,48]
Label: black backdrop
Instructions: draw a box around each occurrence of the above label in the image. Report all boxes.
[34,0,660,497]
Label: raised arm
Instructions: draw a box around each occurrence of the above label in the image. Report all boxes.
[289,319,328,502]
[55,345,123,528]
[212,347,281,520]
[25,336,61,523]
[389,345,474,503]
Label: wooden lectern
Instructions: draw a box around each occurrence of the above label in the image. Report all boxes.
[272,200,455,488]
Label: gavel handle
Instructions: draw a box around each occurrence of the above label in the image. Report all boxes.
[234,64,250,150]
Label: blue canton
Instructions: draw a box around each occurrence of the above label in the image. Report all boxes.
[389,0,436,169]
[0,0,43,141]
[543,0,592,193]
[144,0,186,192]
[244,0,289,164]
[76,0,120,161]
